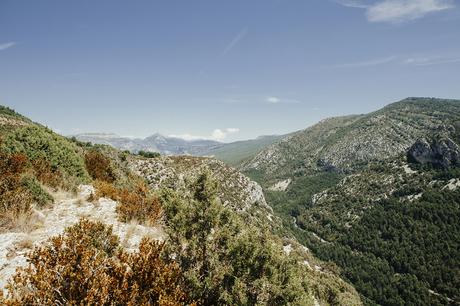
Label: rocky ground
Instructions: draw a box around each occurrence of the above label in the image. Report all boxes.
[0,185,164,293]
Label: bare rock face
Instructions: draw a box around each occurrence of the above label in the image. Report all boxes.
[408,136,460,168]
[128,156,278,228]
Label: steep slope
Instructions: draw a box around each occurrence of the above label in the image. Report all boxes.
[244,97,460,179]
[243,97,460,305]
[295,153,460,305]
[129,155,278,230]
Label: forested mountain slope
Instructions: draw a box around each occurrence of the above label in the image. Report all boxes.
[243,98,460,305]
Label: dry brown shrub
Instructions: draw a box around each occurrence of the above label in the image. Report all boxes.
[85,150,116,183]
[3,219,188,305]
[31,158,62,189]
[94,181,162,225]
[116,184,162,225]
[0,151,34,229]
[94,179,119,199]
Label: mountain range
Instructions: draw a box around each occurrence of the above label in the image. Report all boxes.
[73,132,283,166]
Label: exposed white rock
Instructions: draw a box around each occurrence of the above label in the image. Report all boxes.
[302,260,312,270]
[407,193,423,202]
[313,296,321,306]
[0,116,30,127]
[129,156,273,214]
[268,178,291,191]
[283,244,293,255]
[402,164,417,175]
[312,232,328,244]
[443,178,460,191]
[0,185,164,293]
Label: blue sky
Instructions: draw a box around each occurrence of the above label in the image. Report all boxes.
[1,0,460,142]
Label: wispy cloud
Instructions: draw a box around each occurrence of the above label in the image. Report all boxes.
[266,96,281,104]
[331,54,460,69]
[404,55,460,66]
[331,56,398,68]
[211,128,240,141]
[221,28,248,57]
[0,41,16,51]
[266,96,301,104]
[336,0,455,23]
[335,0,369,8]
[198,28,248,76]
[169,128,240,142]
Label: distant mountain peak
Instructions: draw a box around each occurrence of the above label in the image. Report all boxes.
[75,132,120,138]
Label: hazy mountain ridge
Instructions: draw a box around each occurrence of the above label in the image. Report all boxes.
[74,132,222,155]
[75,132,282,166]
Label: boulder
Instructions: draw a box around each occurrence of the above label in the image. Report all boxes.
[408,136,460,168]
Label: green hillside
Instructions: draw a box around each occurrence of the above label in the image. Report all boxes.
[204,135,284,167]
[244,97,460,305]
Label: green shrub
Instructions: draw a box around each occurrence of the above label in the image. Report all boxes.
[0,106,26,119]
[21,176,53,207]
[138,150,161,158]
[1,126,90,183]
[162,172,313,305]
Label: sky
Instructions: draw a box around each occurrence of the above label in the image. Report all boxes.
[1,0,460,142]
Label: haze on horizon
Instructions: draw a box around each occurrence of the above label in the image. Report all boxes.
[1,0,460,142]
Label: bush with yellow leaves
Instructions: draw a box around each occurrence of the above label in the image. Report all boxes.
[85,149,116,183]
[0,151,34,229]
[94,180,162,225]
[2,219,189,305]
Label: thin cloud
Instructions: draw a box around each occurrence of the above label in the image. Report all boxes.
[170,128,240,142]
[330,54,460,68]
[221,28,248,57]
[331,56,397,68]
[212,128,240,141]
[198,28,248,76]
[266,96,301,104]
[404,56,460,66]
[267,96,281,104]
[335,0,369,8]
[335,0,455,23]
[0,42,16,51]
[226,128,240,133]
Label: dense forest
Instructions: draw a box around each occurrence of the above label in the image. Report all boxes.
[259,161,460,305]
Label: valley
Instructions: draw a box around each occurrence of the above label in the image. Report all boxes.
[0,97,459,305]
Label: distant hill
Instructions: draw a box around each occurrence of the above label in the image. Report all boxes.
[200,135,284,166]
